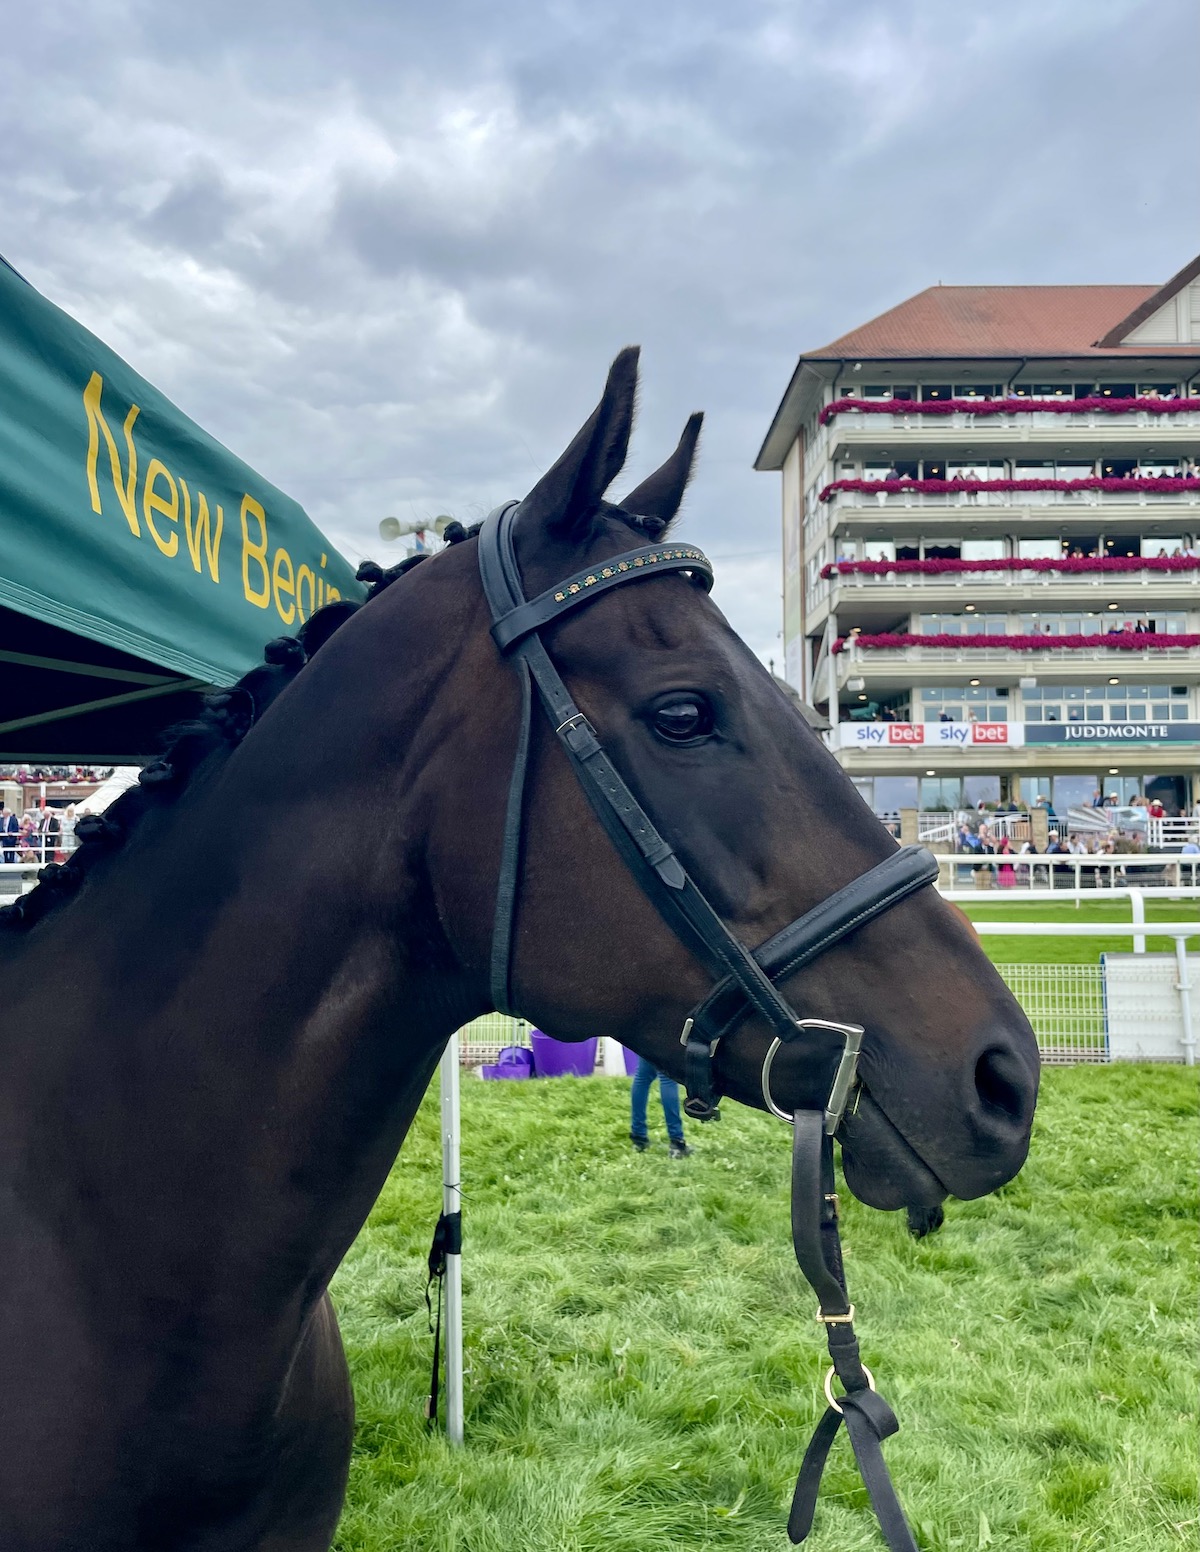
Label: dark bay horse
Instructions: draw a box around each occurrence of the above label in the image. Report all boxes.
[0,349,1038,1550]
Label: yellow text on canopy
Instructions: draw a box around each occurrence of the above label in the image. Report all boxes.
[82,371,342,627]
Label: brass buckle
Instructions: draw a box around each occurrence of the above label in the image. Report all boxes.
[760,1019,864,1133]
[815,1303,855,1325]
[823,1363,875,1415]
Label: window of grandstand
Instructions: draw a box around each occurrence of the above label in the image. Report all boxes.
[1017,537,1063,560]
[1021,684,1191,723]
[946,461,1007,480]
[920,685,1010,722]
[918,613,1008,636]
[1017,610,1188,635]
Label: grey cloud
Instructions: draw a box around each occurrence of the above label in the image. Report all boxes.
[1,0,1196,660]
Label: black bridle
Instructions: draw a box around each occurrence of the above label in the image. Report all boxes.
[478,501,939,1549]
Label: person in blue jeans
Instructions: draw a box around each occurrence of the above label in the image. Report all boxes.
[630,1056,692,1157]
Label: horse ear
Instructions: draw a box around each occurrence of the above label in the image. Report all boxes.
[621,412,703,532]
[520,346,639,544]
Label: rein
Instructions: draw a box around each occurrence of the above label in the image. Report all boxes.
[477,502,937,1548]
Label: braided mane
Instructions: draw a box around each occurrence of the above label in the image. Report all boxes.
[0,508,662,936]
[0,551,434,936]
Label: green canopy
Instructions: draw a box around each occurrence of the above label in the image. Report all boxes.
[0,255,364,761]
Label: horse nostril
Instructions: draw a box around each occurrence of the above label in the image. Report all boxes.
[974,1047,1028,1122]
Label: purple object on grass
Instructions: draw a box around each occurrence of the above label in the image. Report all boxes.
[529,1030,598,1077]
[622,1045,639,1076]
[481,1045,535,1081]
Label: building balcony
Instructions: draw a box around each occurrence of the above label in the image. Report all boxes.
[812,480,1200,521]
[829,637,1198,692]
[805,560,1200,627]
[808,398,1200,466]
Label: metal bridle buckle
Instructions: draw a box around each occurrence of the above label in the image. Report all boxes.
[823,1363,875,1415]
[678,1015,719,1057]
[760,1019,864,1134]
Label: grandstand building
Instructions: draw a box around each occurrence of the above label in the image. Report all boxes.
[757,254,1200,825]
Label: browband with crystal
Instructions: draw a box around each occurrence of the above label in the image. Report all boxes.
[490,543,712,654]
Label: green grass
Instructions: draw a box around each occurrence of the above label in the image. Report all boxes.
[959,897,1200,964]
[330,1066,1198,1552]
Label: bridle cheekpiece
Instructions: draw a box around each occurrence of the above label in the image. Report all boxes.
[478,500,936,1550]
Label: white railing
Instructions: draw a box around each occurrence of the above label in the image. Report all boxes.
[1149,816,1200,847]
[824,487,1200,513]
[937,853,1200,893]
[819,406,1200,438]
[838,643,1195,670]
[818,567,1200,598]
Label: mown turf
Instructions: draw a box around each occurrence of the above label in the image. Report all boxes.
[960,896,1200,964]
[330,1065,1198,1551]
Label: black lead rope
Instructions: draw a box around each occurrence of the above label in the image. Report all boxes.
[788,1113,918,1550]
[424,1210,462,1430]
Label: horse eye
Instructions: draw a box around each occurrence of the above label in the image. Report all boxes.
[652,697,714,744]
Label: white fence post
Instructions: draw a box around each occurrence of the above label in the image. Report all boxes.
[438,1035,464,1445]
[1129,888,1146,954]
[1175,936,1196,1067]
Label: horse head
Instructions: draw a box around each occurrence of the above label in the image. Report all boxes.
[406,346,1038,1216]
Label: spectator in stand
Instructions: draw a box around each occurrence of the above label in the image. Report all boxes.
[61,804,78,854]
[996,836,1015,888]
[1090,789,1104,807]
[939,711,953,722]
[1,806,17,863]
[1045,830,1066,890]
[41,808,60,862]
[1135,618,1151,633]
[17,814,40,863]
[1147,796,1166,819]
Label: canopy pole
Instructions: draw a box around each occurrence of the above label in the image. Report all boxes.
[438,1035,464,1444]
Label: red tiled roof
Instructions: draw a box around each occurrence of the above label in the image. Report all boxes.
[805,284,1190,359]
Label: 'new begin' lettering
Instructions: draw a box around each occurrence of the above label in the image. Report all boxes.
[83,371,341,626]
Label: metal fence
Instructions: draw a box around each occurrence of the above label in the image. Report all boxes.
[456,1013,530,1064]
[995,964,1106,1063]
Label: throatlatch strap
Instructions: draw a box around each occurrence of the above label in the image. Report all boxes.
[787,1115,918,1551]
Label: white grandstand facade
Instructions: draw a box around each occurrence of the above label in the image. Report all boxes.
[757,255,1200,823]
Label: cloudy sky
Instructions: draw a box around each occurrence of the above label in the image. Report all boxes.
[3,0,1197,663]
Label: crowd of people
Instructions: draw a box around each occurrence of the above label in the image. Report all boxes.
[950,792,1200,885]
[0,765,111,784]
[0,804,78,864]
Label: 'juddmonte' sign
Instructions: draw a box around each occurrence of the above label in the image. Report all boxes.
[0,256,363,685]
[1025,722,1200,744]
[836,722,1200,749]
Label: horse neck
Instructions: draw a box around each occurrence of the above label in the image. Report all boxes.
[9,582,489,1321]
